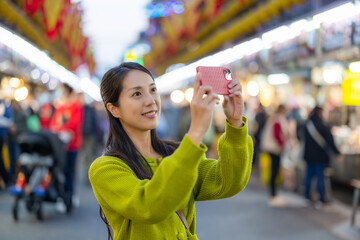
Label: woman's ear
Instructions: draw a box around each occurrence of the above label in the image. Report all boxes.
[106,103,121,118]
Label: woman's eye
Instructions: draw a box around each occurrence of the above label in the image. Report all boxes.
[132,92,141,97]
[151,87,157,92]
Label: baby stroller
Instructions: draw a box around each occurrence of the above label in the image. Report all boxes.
[9,130,72,221]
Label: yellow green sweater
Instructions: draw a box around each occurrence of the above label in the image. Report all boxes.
[89,119,253,240]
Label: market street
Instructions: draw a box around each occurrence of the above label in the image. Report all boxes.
[0,176,358,240]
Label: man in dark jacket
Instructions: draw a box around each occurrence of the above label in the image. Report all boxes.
[303,106,340,204]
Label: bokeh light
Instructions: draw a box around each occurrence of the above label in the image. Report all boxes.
[14,86,28,101]
[170,90,184,103]
[184,88,193,102]
[246,81,260,96]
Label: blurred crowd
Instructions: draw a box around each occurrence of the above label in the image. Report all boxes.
[0,85,345,211]
[0,84,108,202]
[246,101,342,208]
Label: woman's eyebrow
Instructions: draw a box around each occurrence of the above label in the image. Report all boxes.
[128,86,142,92]
[128,83,156,92]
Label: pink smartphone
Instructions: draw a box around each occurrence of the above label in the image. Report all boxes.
[196,66,233,95]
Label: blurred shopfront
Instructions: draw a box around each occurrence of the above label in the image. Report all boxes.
[150,0,360,186]
[0,0,99,103]
[227,2,360,185]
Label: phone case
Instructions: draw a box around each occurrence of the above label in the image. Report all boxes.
[196,66,232,95]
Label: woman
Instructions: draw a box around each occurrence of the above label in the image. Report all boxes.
[260,105,288,206]
[49,83,83,209]
[303,106,340,206]
[89,62,253,240]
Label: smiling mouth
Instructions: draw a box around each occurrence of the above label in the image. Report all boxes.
[142,110,158,117]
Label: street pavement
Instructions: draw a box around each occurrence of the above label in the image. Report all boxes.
[0,175,359,240]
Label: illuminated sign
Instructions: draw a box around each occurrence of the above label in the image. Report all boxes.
[342,70,360,105]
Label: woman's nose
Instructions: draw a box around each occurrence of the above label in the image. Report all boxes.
[145,93,156,105]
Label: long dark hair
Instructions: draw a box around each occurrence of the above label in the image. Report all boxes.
[100,62,178,180]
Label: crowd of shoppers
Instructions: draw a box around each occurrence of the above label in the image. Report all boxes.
[0,77,345,216]
[0,84,107,211]
[253,102,342,208]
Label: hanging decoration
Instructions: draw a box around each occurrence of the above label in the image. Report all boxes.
[161,13,183,55]
[24,0,43,16]
[20,0,94,73]
[203,0,225,20]
[60,4,78,44]
[86,50,96,76]
[42,0,70,40]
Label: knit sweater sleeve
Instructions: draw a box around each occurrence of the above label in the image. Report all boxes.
[89,135,206,224]
[194,117,253,201]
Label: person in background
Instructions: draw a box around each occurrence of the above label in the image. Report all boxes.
[49,83,83,209]
[89,62,253,240]
[303,105,340,207]
[78,93,98,185]
[23,92,41,132]
[252,104,267,170]
[285,105,305,192]
[0,99,13,188]
[93,101,108,158]
[7,100,28,183]
[39,102,55,130]
[261,104,288,207]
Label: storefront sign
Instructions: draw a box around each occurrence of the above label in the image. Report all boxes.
[351,15,360,45]
[272,31,315,64]
[273,39,298,64]
[342,70,360,105]
[322,20,352,52]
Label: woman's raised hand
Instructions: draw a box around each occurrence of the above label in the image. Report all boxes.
[188,73,219,145]
[222,79,244,128]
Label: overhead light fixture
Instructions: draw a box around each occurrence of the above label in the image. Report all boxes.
[0,24,100,101]
[313,2,360,24]
[267,73,290,85]
[155,2,357,94]
[80,78,102,101]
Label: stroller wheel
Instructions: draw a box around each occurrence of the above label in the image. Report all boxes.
[12,197,20,221]
[26,198,34,212]
[35,200,43,221]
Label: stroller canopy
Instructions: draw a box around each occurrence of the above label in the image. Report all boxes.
[17,131,67,171]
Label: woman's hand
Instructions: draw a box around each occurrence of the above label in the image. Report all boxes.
[222,79,244,128]
[188,73,219,145]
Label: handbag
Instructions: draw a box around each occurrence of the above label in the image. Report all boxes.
[306,120,336,159]
[99,158,190,240]
[99,207,189,240]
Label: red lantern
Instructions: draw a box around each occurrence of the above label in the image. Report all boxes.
[42,0,70,40]
[24,0,43,16]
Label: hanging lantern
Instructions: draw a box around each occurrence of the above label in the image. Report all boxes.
[42,0,70,40]
[24,0,43,16]
[60,4,78,44]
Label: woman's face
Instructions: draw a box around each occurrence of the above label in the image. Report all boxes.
[115,70,161,133]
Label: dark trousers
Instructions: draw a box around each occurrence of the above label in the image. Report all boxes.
[65,151,78,196]
[269,153,281,197]
[252,141,260,168]
[7,139,19,183]
[0,138,9,184]
[304,163,326,202]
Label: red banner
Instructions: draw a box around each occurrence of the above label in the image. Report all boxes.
[24,0,43,16]
[42,0,70,40]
